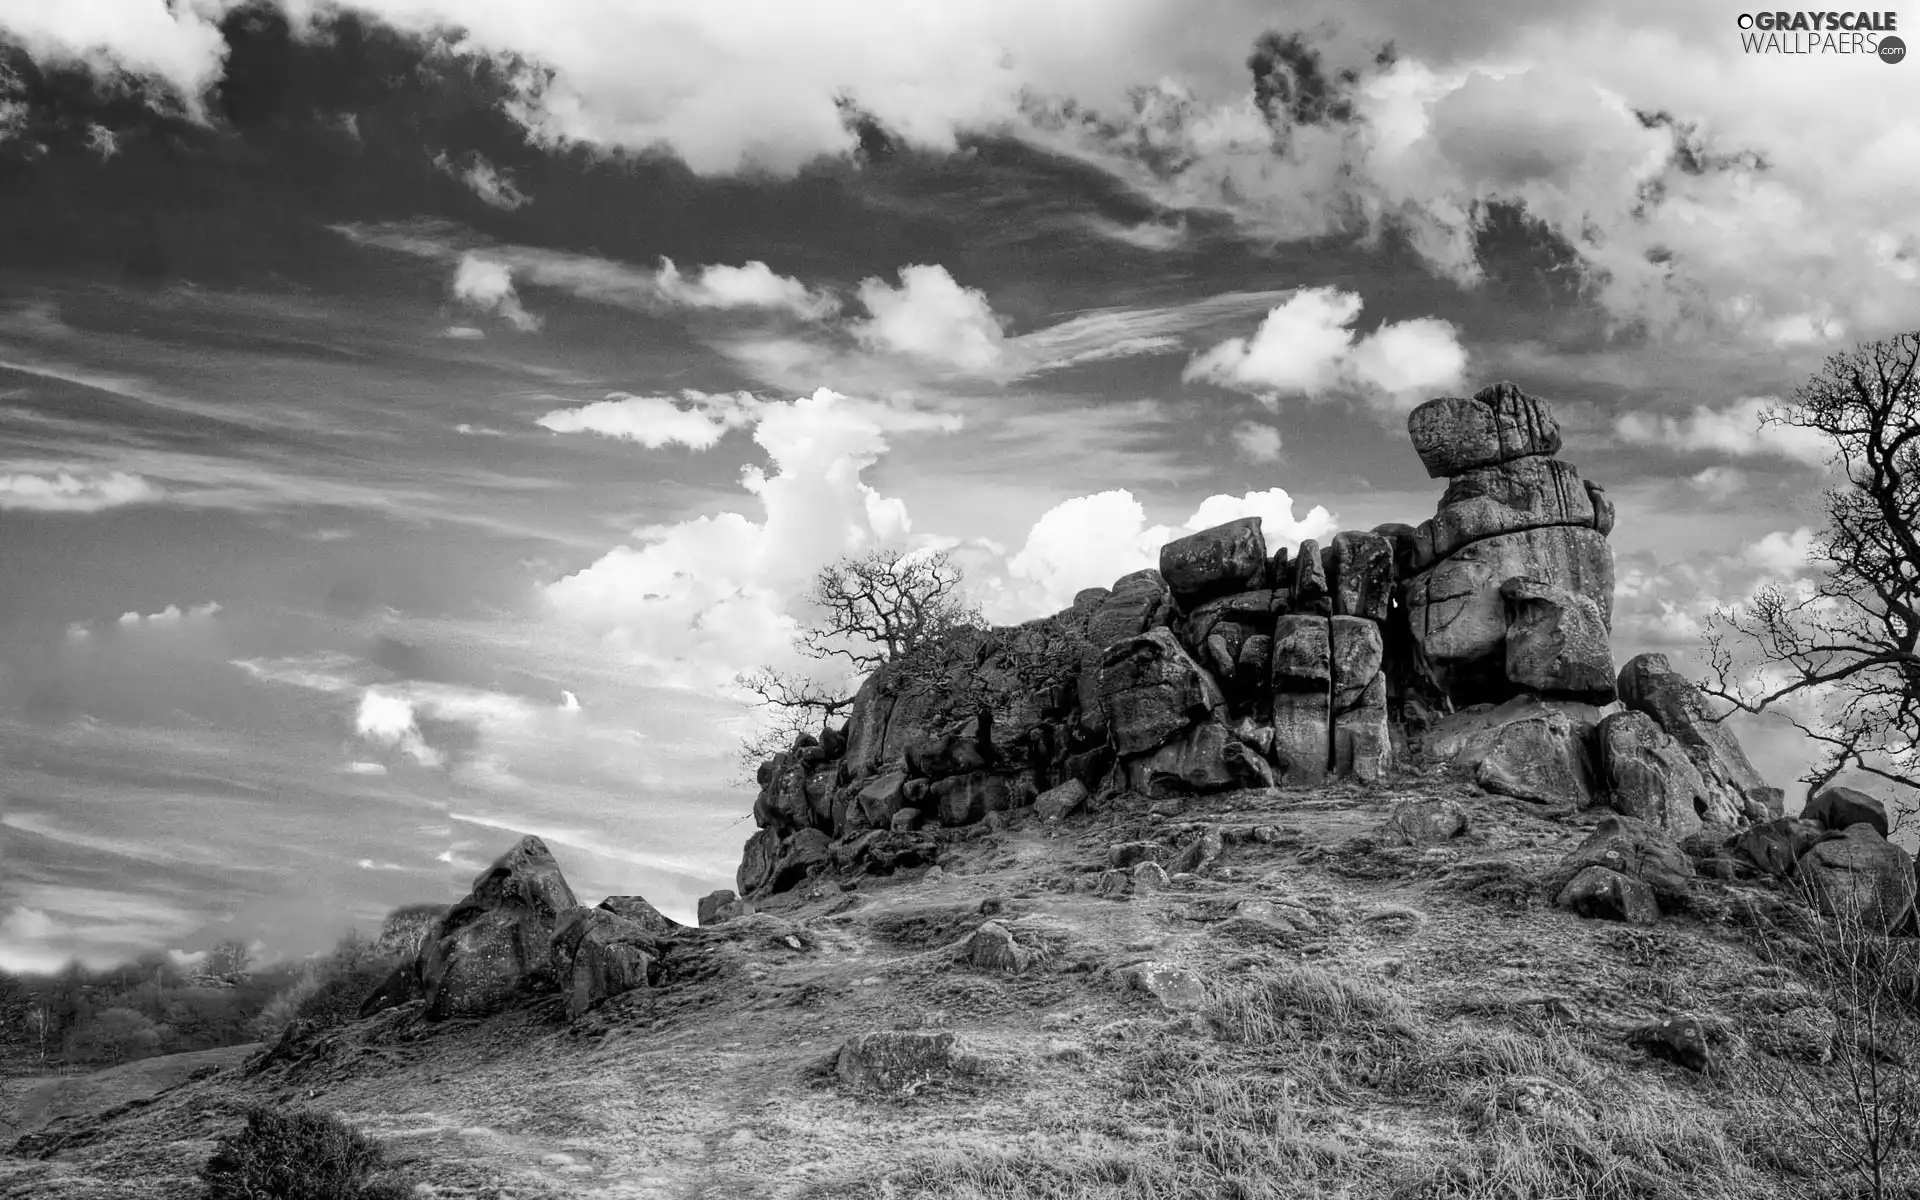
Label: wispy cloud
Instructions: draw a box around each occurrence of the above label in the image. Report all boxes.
[0,467,162,512]
[1614,396,1833,465]
[536,390,762,450]
[433,150,532,210]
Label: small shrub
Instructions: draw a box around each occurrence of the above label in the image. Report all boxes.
[200,1105,414,1200]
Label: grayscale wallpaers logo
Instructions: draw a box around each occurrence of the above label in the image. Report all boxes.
[1736,10,1905,58]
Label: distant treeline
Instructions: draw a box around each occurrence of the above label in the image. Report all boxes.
[0,903,448,1073]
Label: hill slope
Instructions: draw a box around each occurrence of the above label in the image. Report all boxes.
[1,769,1883,1200]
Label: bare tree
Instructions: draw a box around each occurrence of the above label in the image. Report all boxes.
[1743,876,1920,1200]
[1703,332,1920,824]
[734,548,985,775]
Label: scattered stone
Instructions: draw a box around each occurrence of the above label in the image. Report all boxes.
[1132,861,1172,892]
[1125,963,1208,1011]
[1108,841,1167,869]
[955,921,1033,973]
[1629,1015,1711,1073]
[1168,826,1224,876]
[1378,798,1470,846]
[1557,865,1659,925]
[1803,786,1890,838]
[835,1031,984,1095]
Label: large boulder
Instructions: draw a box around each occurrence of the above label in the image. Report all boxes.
[1405,525,1613,703]
[1330,531,1395,622]
[930,772,1017,826]
[1123,718,1273,799]
[1430,702,1596,806]
[596,895,681,935]
[1428,456,1596,560]
[418,836,579,1020]
[1730,817,1832,879]
[1095,629,1224,756]
[1797,825,1918,933]
[697,890,752,926]
[1330,616,1391,783]
[1558,865,1659,925]
[1595,711,1743,835]
[1159,518,1267,609]
[1802,786,1891,839]
[1270,614,1332,785]
[737,827,832,897]
[1545,816,1695,913]
[1616,653,1768,808]
[1291,538,1330,614]
[550,907,662,1019]
[1407,381,1562,479]
[1501,578,1615,703]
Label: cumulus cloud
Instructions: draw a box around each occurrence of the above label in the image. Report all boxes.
[1184,288,1467,412]
[543,387,961,688]
[0,1,228,107]
[1231,421,1284,462]
[656,259,841,320]
[851,265,1007,374]
[355,689,443,767]
[451,253,540,332]
[536,390,762,449]
[1745,526,1820,574]
[997,486,1337,617]
[1614,397,1833,465]
[0,469,163,512]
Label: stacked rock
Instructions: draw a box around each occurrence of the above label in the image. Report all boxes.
[1401,382,1617,707]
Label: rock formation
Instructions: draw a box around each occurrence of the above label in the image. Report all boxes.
[725,380,1846,906]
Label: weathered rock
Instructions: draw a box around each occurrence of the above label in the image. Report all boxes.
[1407,381,1561,479]
[1558,865,1659,925]
[1234,633,1273,701]
[1803,786,1890,838]
[357,962,422,1017]
[1501,578,1615,702]
[955,921,1033,972]
[905,709,997,781]
[1330,616,1390,782]
[597,895,680,935]
[890,806,923,832]
[1378,798,1470,846]
[551,907,659,1019]
[1124,718,1272,798]
[931,772,1016,827]
[1331,531,1395,622]
[1798,825,1918,932]
[1169,826,1225,875]
[1291,538,1329,613]
[854,769,910,829]
[1270,614,1332,785]
[859,831,941,875]
[1616,653,1768,807]
[1730,817,1831,879]
[697,890,752,927]
[737,828,781,896]
[1096,629,1224,756]
[1107,841,1166,869]
[1133,861,1172,892]
[835,1031,984,1094]
[1441,706,1595,805]
[1159,517,1268,608]
[1545,816,1695,913]
[1406,525,1613,703]
[1126,963,1208,1010]
[1630,1015,1712,1072]
[1430,456,1595,558]
[1596,711,1742,835]
[1033,779,1089,823]
[418,836,580,1020]
[755,752,815,832]
[1585,481,1615,536]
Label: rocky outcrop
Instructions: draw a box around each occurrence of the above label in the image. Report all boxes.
[1595,711,1742,835]
[551,907,662,1019]
[1616,653,1768,812]
[414,836,580,1020]
[1403,383,1615,708]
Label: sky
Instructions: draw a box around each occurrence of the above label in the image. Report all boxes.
[0,0,1915,971]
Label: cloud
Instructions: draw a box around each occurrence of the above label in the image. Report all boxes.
[536,390,763,450]
[0,1,228,107]
[115,601,221,627]
[1183,288,1467,412]
[0,468,163,512]
[1688,466,1746,501]
[542,387,960,689]
[355,689,443,767]
[851,265,1007,374]
[1231,422,1284,462]
[1745,526,1820,574]
[997,486,1337,617]
[1614,397,1833,465]
[339,223,838,321]
[442,326,487,340]
[344,761,389,776]
[433,150,532,210]
[560,690,581,712]
[451,253,541,332]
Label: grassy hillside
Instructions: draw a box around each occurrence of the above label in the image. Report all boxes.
[1,771,1910,1199]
